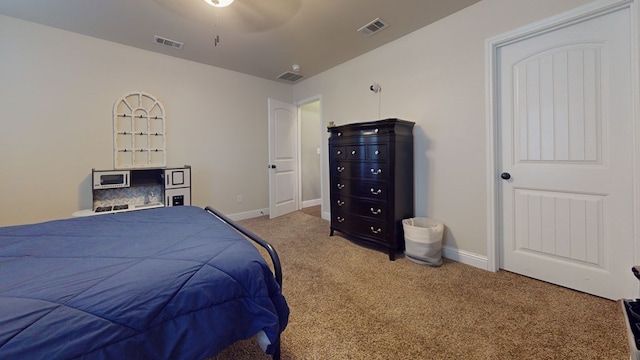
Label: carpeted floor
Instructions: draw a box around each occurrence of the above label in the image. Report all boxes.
[212,210,628,360]
[298,205,321,218]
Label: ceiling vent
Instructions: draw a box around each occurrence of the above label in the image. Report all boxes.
[277,71,304,82]
[357,18,389,36]
[153,35,183,50]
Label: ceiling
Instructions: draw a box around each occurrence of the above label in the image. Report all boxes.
[0,0,481,83]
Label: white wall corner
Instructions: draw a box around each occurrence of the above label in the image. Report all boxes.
[227,208,269,221]
[302,198,321,208]
[442,246,490,271]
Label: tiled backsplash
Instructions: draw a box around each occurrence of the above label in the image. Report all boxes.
[93,185,163,209]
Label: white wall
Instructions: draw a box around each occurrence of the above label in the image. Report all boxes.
[293,0,592,259]
[0,15,292,226]
[0,0,598,259]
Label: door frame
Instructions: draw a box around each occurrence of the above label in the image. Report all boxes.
[296,95,323,214]
[485,0,639,273]
[267,96,324,218]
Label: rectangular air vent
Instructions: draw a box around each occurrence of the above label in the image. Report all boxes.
[357,18,389,36]
[277,71,304,82]
[153,35,183,49]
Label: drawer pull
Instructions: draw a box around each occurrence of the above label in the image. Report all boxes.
[370,168,382,175]
[374,128,379,133]
[337,184,345,190]
[374,150,380,155]
[370,227,382,234]
[336,150,342,155]
[337,132,342,137]
[337,200,345,206]
[370,208,381,215]
[337,216,345,223]
[370,188,382,195]
[351,150,357,155]
[337,166,344,173]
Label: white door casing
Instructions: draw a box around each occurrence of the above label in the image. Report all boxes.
[296,96,323,212]
[268,98,298,219]
[486,0,637,300]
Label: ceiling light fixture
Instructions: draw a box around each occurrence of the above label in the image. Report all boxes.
[204,0,234,7]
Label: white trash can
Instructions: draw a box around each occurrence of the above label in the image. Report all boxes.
[402,217,444,267]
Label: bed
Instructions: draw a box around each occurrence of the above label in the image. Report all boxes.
[0,206,289,359]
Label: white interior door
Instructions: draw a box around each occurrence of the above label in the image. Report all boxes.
[497,6,634,300]
[268,98,298,219]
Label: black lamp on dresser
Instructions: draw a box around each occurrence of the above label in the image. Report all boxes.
[327,118,415,260]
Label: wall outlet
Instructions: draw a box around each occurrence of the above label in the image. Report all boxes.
[236,195,243,203]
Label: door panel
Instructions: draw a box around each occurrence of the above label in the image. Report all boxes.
[514,45,601,162]
[268,98,298,218]
[513,189,603,265]
[498,7,633,299]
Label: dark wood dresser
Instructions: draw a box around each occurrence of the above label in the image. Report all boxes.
[328,118,415,260]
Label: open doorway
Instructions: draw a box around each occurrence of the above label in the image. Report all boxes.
[298,100,321,216]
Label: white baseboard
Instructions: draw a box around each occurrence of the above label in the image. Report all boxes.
[442,245,489,271]
[302,199,321,208]
[227,208,269,221]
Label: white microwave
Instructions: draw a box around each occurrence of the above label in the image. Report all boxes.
[93,170,130,189]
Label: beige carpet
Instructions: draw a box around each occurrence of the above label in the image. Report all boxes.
[212,211,628,360]
[299,205,321,218]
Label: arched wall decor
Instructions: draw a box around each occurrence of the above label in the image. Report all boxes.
[113,91,166,168]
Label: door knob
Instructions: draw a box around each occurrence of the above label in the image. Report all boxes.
[500,172,511,180]
[268,164,277,169]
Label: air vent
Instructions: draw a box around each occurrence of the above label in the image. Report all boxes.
[153,35,183,50]
[357,18,389,36]
[277,71,304,82]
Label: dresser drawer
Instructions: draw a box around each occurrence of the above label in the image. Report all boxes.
[331,196,387,220]
[330,145,366,160]
[331,162,388,179]
[331,179,387,201]
[330,146,347,160]
[331,144,387,161]
[367,144,387,160]
[346,145,365,159]
[332,211,388,242]
[329,126,391,139]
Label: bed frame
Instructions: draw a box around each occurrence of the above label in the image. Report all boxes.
[205,206,284,359]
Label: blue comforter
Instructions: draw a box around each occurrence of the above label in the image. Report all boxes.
[0,206,289,359]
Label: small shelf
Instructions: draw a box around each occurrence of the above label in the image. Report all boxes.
[72,203,164,217]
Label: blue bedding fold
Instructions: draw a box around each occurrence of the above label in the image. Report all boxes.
[0,206,289,359]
